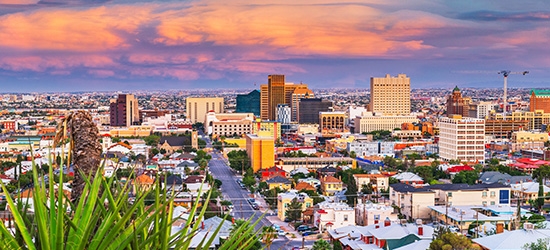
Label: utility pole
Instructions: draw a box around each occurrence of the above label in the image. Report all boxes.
[498,70,529,119]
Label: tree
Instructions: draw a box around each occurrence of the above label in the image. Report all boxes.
[261,226,277,250]
[429,229,476,250]
[345,174,358,206]
[523,238,550,250]
[286,198,303,222]
[312,239,332,250]
[143,134,161,146]
[415,166,434,183]
[350,151,357,159]
[242,175,256,188]
[452,171,479,185]
[111,137,121,143]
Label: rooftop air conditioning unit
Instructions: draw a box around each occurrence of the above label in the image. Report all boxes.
[524,223,535,230]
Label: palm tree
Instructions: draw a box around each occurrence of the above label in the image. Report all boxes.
[312,239,332,250]
[261,226,277,250]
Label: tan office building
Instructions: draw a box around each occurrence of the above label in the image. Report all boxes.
[260,75,314,121]
[438,116,485,163]
[370,74,411,115]
[186,97,224,124]
[268,75,286,121]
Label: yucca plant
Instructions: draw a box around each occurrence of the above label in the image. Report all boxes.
[0,111,263,250]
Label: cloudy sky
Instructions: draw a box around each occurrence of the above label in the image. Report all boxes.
[0,0,548,92]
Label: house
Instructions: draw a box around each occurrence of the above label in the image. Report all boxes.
[133,174,154,192]
[165,175,185,193]
[314,201,355,232]
[290,167,309,176]
[392,172,424,185]
[429,205,528,233]
[265,176,292,190]
[317,166,338,177]
[355,202,397,226]
[445,165,474,177]
[389,183,435,220]
[473,223,550,250]
[260,166,288,181]
[184,176,211,194]
[353,174,389,192]
[320,175,344,196]
[479,171,533,185]
[511,182,550,203]
[158,136,191,154]
[295,182,316,192]
[298,177,321,188]
[277,191,313,221]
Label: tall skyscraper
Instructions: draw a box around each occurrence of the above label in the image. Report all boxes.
[369,74,411,115]
[446,86,471,118]
[260,84,269,120]
[186,97,224,124]
[291,87,314,121]
[297,98,333,124]
[110,94,139,127]
[438,116,485,163]
[268,75,286,121]
[236,90,261,116]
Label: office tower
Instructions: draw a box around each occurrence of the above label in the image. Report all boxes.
[476,102,494,119]
[236,90,261,116]
[438,116,485,163]
[246,134,275,173]
[291,87,314,122]
[260,84,269,120]
[446,86,471,118]
[110,94,139,127]
[276,104,291,124]
[369,74,411,115]
[297,98,333,124]
[186,97,224,124]
[530,89,550,113]
[268,75,286,121]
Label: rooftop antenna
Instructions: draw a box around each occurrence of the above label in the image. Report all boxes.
[498,70,529,119]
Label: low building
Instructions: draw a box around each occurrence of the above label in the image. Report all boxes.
[295,182,316,192]
[511,182,550,203]
[320,176,344,196]
[353,174,389,192]
[260,166,288,181]
[276,157,355,172]
[265,176,292,190]
[277,191,313,221]
[314,201,355,232]
[353,112,418,134]
[205,112,254,137]
[347,141,395,157]
[392,172,424,185]
[473,224,550,250]
[355,202,396,226]
[390,183,435,220]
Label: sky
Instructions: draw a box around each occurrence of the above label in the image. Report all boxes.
[0,0,549,92]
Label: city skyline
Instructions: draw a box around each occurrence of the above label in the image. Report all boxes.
[1,0,550,92]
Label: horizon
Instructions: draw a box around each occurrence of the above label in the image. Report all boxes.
[1,0,550,91]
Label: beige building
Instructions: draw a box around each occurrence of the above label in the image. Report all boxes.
[355,202,396,226]
[438,115,485,163]
[511,131,548,151]
[314,201,355,232]
[390,183,435,220]
[277,191,313,221]
[205,111,254,137]
[491,110,550,130]
[109,125,153,137]
[268,75,286,121]
[353,174,389,192]
[370,74,411,115]
[319,112,346,134]
[353,112,418,133]
[260,84,269,120]
[186,97,224,124]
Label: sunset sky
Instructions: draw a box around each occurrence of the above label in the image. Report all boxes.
[0,0,549,92]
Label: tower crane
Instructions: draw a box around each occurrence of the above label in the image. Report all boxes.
[498,70,529,118]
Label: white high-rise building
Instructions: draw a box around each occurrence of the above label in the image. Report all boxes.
[276,104,291,124]
[476,102,494,119]
[438,116,485,163]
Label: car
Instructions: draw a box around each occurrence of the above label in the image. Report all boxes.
[297,225,310,232]
[284,218,292,222]
[277,230,286,236]
[272,224,280,230]
[251,204,259,210]
[302,231,316,236]
[247,198,256,204]
[240,183,246,189]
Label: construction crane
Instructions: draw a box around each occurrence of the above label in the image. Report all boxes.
[498,70,529,118]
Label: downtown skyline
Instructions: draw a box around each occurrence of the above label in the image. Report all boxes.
[0,0,549,92]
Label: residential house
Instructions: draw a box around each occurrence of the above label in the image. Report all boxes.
[298,177,321,188]
[355,202,397,226]
[277,191,313,221]
[320,176,344,196]
[511,182,550,203]
[317,166,338,177]
[265,176,292,190]
[429,183,511,207]
[133,174,155,192]
[314,201,355,232]
[473,223,550,250]
[390,183,435,220]
[479,171,533,185]
[392,172,424,185]
[184,175,211,194]
[260,166,288,181]
[295,182,316,192]
[353,174,389,192]
[165,175,185,194]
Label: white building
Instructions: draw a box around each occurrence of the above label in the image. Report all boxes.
[276,104,291,124]
[355,202,397,226]
[347,141,395,157]
[438,116,485,163]
[314,201,356,232]
[348,106,367,126]
[204,111,254,136]
[476,101,494,119]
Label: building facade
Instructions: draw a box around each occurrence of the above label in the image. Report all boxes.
[370,74,411,115]
[186,97,224,124]
[298,98,333,124]
[491,110,550,131]
[438,116,485,163]
[205,112,254,137]
[276,104,291,124]
[236,90,261,116]
[353,112,418,133]
[319,112,346,134]
[530,89,550,113]
[277,191,313,221]
[446,86,471,118]
[246,134,275,172]
[267,75,286,121]
[110,94,139,127]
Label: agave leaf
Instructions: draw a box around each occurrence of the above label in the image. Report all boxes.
[0,181,36,250]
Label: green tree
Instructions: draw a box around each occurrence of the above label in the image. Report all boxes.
[415,166,434,183]
[312,239,332,250]
[345,174,358,206]
[350,151,357,159]
[261,226,277,250]
[111,137,121,143]
[523,238,550,250]
[429,229,476,250]
[333,241,343,250]
[286,198,303,222]
[452,171,479,185]
[143,134,161,146]
[242,175,256,188]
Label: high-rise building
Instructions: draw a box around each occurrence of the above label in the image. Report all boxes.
[297,98,333,124]
[476,101,494,119]
[236,90,261,116]
[276,104,291,124]
[438,116,485,163]
[260,84,269,120]
[291,87,314,121]
[369,74,411,115]
[446,86,471,117]
[186,97,224,124]
[268,75,286,121]
[110,94,139,127]
[530,89,550,113]
[246,134,275,173]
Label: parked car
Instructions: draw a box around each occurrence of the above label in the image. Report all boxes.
[302,231,316,236]
[284,218,292,222]
[251,204,259,210]
[297,225,310,232]
[247,198,256,204]
[278,230,286,236]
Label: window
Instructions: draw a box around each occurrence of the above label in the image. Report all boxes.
[491,201,495,205]
[482,201,487,206]
[482,192,487,197]
[490,191,495,197]
[447,192,453,198]
[344,215,348,221]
